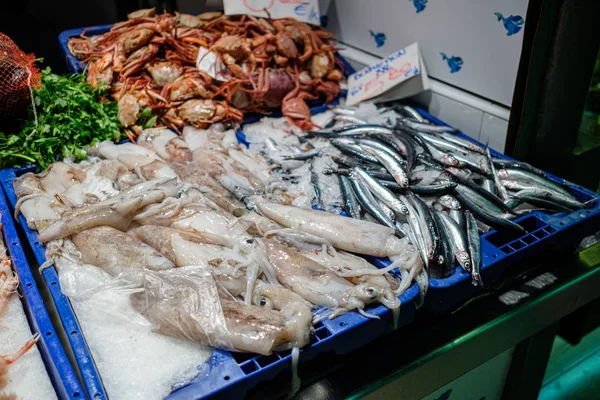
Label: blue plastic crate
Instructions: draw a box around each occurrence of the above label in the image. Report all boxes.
[0,168,108,400]
[1,166,418,399]
[412,108,600,313]
[0,182,84,399]
[58,24,114,74]
[239,106,600,313]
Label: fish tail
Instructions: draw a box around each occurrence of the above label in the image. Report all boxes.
[494,12,503,21]
[440,52,448,60]
[369,29,375,36]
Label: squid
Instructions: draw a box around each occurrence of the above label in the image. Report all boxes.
[130,268,312,355]
[170,162,246,216]
[91,141,178,181]
[37,178,180,242]
[71,226,175,275]
[259,239,392,318]
[138,127,192,162]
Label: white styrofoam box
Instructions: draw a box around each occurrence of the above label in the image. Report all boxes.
[480,113,509,153]
[327,0,528,106]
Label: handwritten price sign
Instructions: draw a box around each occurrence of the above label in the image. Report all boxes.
[346,43,429,106]
[223,0,320,25]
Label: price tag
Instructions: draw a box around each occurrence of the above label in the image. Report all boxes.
[346,42,429,106]
[223,0,321,25]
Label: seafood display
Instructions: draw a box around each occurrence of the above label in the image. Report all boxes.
[68,10,342,135]
[240,103,591,285]
[13,118,417,363]
[8,96,593,398]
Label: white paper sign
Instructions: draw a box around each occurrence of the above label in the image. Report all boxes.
[223,0,321,25]
[346,43,429,106]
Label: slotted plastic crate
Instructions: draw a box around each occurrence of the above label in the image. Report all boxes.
[409,109,600,313]
[0,166,418,399]
[0,183,85,399]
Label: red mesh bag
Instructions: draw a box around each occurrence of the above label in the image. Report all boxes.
[0,32,41,118]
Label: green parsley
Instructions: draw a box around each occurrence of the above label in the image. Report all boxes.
[0,67,122,170]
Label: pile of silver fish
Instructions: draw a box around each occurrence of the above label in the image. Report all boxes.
[261,103,588,285]
[13,118,419,361]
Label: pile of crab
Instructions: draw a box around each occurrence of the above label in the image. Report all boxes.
[68,9,343,138]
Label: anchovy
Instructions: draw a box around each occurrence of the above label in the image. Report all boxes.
[395,127,432,156]
[331,139,381,164]
[431,211,454,279]
[398,193,429,270]
[338,175,362,220]
[436,211,472,273]
[449,208,467,236]
[447,173,514,214]
[348,173,396,229]
[501,180,536,191]
[360,143,410,188]
[310,159,322,208]
[330,124,394,135]
[330,106,357,116]
[511,195,573,214]
[399,117,455,133]
[335,115,368,125]
[370,133,404,158]
[436,132,485,154]
[410,181,457,195]
[354,167,409,216]
[454,189,527,233]
[513,189,584,210]
[427,145,460,167]
[401,105,425,123]
[488,148,509,201]
[447,150,492,177]
[380,133,417,171]
[379,180,405,193]
[416,153,446,171]
[331,155,354,169]
[512,207,556,216]
[377,199,397,225]
[410,192,442,264]
[482,179,496,195]
[465,210,483,286]
[497,169,573,198]
[492,159,547,178]
[437,194,461,210]
[419,132,471,155]
[358,139,405,164]
[281,148,321,160]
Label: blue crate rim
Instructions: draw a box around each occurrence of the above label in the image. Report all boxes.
[0,182,84,399]
[0,168,109,400]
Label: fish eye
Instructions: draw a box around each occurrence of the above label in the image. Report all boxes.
[256,296,272,308]
[245,239,255,244]
[365,287,379,298]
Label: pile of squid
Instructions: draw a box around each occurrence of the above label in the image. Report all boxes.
[13,122,418,359]
[271,103,590,285]
[68,9,342,138]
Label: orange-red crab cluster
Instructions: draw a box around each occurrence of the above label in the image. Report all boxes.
[68,9,343,135]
